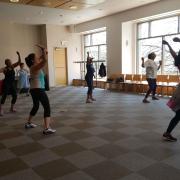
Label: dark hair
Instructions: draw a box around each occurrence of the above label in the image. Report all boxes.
[5,59,10,66]
[148,52,156,59]
[25,53,35,68]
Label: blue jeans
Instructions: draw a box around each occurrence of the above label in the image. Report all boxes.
[145,78,157,98]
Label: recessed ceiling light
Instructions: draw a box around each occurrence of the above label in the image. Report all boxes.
[10,0,19,2]
[69,5,77,10]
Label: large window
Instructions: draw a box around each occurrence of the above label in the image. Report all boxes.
[138,16,180,75]
[84,31,107,79]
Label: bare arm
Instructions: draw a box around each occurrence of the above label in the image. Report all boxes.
[141,57,145,68]
[162,40,177,59]
[31,45,48,72]
[12,51,21,68]
[157,60,162,70]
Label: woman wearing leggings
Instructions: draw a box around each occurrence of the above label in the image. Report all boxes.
[85,52,96,103]
[0,51,21,115]
[25,45,56,135]
[162,38,180,141]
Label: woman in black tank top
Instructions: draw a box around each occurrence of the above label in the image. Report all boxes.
[0,52,21,116]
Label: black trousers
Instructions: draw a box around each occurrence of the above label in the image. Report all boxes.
[85,76,93,95]
[1,82,17,105]
[30,89,50,118]
[145,78,157,98]
[166,109,180,133]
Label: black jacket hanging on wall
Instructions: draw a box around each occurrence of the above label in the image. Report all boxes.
[98,63,106,77]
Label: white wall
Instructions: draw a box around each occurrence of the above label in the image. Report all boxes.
[46,25,81,86]
[75,0,180,76]
[0,23,42,78]
[122,21,136,74]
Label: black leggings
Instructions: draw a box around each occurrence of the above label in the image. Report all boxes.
[85,76,93,95]
[30,89,50,118]
[145,78,157,98]
[1,82,17,105]
[166,109,180,133]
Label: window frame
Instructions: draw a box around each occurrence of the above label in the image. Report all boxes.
[83,30,107,79]
[137,15,180,75]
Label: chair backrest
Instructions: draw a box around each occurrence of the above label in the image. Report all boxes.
[141,75,146,81]
[168,75,180,83]
[125,74,133,81]
[157,75,168,82]
[133,74,141,81]
[109,74,117,80]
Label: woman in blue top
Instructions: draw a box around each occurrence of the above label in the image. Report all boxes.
[85,52,96,103]
[18,63,30,96]
[25,45,56,135]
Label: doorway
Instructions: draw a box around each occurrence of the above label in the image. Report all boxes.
[53,48,68,86]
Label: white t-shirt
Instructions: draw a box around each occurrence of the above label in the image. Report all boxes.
[144,59,158,79]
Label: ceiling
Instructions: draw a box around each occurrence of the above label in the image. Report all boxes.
[0,0,106,10]
[0,0,161,25]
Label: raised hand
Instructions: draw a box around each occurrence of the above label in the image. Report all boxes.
[16,51,20,56]
[162,40,169,45]
[141,57,144,61]
[173,37,180,42]
[159,60,162,65]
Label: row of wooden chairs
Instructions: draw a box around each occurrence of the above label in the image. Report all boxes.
[107,74,180,96]
[109,74,180,83]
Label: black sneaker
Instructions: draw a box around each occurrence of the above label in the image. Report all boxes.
[143,99,150,103]
[152,96,159,100]
[163,133,177,142]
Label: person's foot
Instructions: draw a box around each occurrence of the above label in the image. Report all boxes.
[43,128,56,135]
[25,122,37,129]
[163,132,177,142]
[152,96,159,100]
[91,98,96,101]
[173,37,180,42]
[86,99,92,103]
[143,99,150,103]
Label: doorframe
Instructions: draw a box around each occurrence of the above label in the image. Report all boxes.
[53,47,68,86]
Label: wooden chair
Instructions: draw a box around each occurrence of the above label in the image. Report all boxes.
[132,74,142,93]
[124,74,133,92]
[139,75,148,94]
[156,75,168,96]
[167,75,180,96]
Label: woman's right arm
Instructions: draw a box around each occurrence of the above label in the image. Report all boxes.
[31,45,47,72]
[162,40,177,59]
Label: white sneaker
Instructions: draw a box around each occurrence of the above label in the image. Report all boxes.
[25,122,37,129]
[43,128,56,135]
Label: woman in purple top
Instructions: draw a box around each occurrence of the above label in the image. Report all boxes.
[162,37,180,141]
